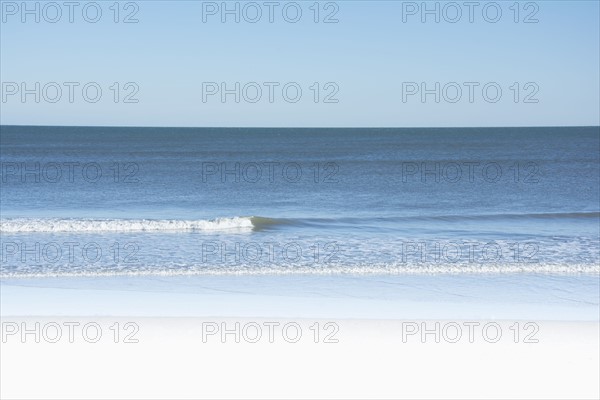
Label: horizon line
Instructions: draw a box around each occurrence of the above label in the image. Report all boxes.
[2,124,599,129]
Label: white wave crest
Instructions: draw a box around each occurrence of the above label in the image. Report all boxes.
[0,217,254,233]
[1,263,599,279]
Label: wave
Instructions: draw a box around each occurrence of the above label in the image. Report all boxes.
[1,263,598,279]
[284,212,600,227]
[0,217,283,233]
[1,212,597,234]
[422,212,600,221]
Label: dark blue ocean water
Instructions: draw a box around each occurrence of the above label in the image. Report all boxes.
[1,126,598,277]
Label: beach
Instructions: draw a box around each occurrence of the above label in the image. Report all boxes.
[1,126,599,398]
[2,274,599,399]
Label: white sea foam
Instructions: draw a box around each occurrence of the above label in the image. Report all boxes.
[1,263,598,279]
[0,217,254,233]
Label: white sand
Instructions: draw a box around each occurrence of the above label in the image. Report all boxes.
[1,275,598,399]
[1,316,598,399]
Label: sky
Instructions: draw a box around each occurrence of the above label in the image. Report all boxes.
[1,0,599,127]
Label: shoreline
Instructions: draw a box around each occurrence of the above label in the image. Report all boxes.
[3,273,598,321]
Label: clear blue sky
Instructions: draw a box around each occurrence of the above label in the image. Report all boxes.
[1,0,599,127]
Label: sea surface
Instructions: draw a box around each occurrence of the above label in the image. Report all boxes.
[1,126,599,278]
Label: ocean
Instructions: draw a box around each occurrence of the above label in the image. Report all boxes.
[0,126,599,278]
